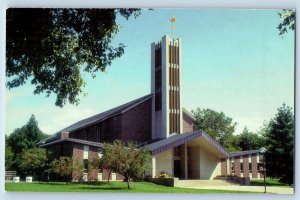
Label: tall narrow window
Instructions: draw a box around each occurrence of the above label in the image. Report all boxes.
[249,163,252,172]
[83,159,89,173]
[240,163,244,173]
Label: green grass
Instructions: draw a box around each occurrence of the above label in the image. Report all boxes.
[250,178,292,188]
[6,181,253,193]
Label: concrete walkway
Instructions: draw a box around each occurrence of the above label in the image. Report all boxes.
[179,185,294,194]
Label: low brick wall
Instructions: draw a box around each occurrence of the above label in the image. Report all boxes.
[147,177,179,187]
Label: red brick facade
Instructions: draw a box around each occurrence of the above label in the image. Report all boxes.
[243,156,249,177]
[221,158,227,176]
[72,144,84,181]
[68,98,152,144]
[88,146,99,181]
[234,157,241,176]
[182,112,194,133]
[251,153,258,178]
[121,98,152,143]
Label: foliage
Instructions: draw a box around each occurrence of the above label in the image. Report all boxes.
[235,127,265,151]
[6,115,48,175]
[7,114,48,154]
[265,104,294,185]
[114,141,151,189]
[93,140,151,189]
[6,8,141,107]
[277,9,295,35]
[158,171,170,178]
[19,148,47,180]
[5,135,14,170]
[192,108,238,151]
[50,156,83,184]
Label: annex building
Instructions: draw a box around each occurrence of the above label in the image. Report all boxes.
[40,35,264,181]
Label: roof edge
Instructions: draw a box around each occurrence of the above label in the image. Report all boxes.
[182,108,196,122]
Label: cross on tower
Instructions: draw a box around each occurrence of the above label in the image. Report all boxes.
[170,14,176,39]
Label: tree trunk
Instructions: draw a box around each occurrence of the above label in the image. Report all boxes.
[127,176,130,189]
[107,170,112,183]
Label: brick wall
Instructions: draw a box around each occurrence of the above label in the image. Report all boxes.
[221,158,227,176]
[234,157,241,177]
[121,98,152,143]
[88,146,98,181]
[251,153,258,178]
[182,112,194,133]
[243,156,249,177]
[72,144,83,181]
[259,154,264,178]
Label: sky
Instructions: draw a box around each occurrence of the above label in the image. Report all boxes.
[5,9,294,136]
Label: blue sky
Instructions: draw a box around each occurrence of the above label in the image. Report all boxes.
[5,9,294,135]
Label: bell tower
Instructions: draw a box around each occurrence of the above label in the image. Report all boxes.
[151,17,183,140]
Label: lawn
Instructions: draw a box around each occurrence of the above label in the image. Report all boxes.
[6,181,253,193]
[250,178,292,188]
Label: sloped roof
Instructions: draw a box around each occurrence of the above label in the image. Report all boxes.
[60,94,153,133]
[39,94,152,145]
[145,130,230,156]
[39,138,104,148]
[230,150,260,157]
[182,108,196,122]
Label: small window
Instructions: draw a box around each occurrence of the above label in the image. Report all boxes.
[98,148,103,158]
[249,163,252,172]
[258,163,263,171]
[231,162,235,174]
[240,163,244,172]
[83,159,89,173]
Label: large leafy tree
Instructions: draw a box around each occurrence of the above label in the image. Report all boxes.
[7,114,48,174]
[7,114,48,154]
[19,148,47,180]
[5,135,14,170]
[192,108,238,151]
[235,127,265,151]
[6,8,141,107]
[265,104,294,185]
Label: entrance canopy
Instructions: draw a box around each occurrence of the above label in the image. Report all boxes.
[145,130,230,158]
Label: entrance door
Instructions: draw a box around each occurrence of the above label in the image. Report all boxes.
[174,160,181,178]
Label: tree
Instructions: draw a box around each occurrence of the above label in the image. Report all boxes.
[265,104,294,185]
[6,8,142,107]
[51,157,83,184]
[277,9,295,35]
[7,115,48,174]
[91,140,151,189]
[19,148,47,180]
[5,135,14,171]
[112,140,151,189]
[192,108,238,151]
[235,127,265,151]
[7,114,48,154]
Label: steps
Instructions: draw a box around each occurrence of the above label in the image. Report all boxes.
[176,179,239,187]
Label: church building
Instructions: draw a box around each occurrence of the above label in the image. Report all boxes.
[40,33,264,181]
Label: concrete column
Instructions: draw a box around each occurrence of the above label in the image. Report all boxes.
[152,155,156,178]
[184,143,188,179]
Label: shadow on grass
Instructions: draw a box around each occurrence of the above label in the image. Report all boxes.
[250,180,292,187]
[76,186,128,191]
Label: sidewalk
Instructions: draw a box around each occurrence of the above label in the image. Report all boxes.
[179,185,294,194]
